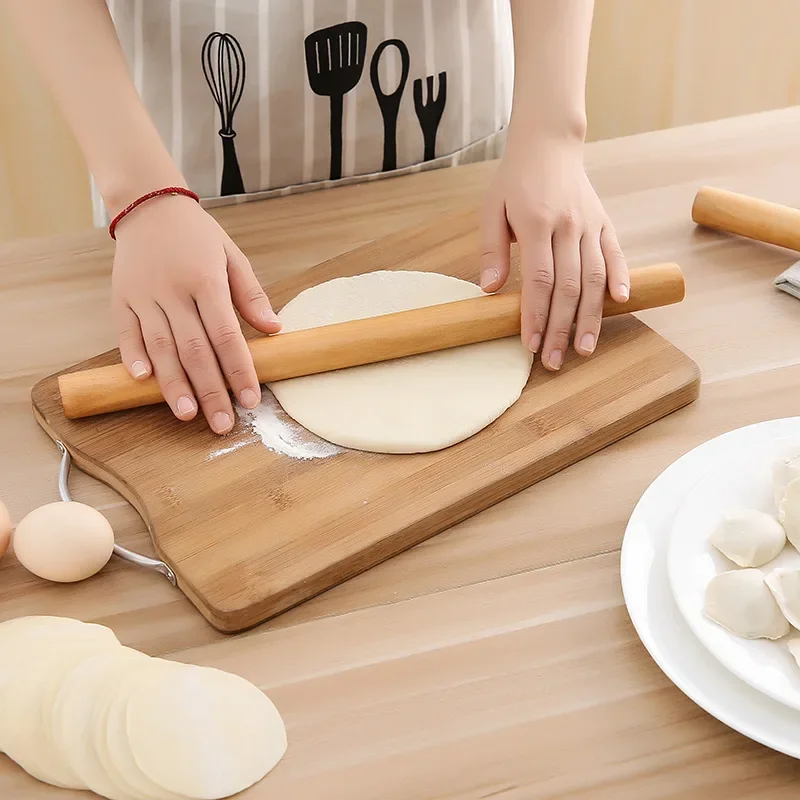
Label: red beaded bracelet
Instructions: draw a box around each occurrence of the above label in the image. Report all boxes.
[108,186,200,240]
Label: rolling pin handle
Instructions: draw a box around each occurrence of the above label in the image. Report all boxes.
[57,262,685,420]
[692,185,800,252]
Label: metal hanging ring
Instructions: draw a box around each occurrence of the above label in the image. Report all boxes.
[56,441,177,586]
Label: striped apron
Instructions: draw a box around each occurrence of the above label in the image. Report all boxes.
[95,0,514,224]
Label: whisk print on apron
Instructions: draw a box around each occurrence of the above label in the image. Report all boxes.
[92,0,514,224]
[201,32,247,196]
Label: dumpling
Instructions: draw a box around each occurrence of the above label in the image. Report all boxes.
[773,449,800,511]
[709,508,786,567]
[788,639,800,669]
[779,479,800,550]
[704,569,789,639]
[766,568,800,629]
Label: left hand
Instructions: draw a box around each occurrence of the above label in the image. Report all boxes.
[480,134,629,371]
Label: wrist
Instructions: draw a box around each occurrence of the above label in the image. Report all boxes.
[102,175,189,219]
[97,154,189,218]
[505,118,587,161]
[508,105,587,147]
[109,186,201,241]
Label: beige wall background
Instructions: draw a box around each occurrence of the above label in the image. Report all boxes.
[2,0,800,243]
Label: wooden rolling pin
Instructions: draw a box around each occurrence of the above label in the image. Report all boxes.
[692,186,800,251]
[59,262,685,419]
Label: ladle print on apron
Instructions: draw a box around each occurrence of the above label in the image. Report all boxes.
[305,22,448,181]
[202,32,247,196]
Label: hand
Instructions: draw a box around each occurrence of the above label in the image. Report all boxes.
[112,195,281,433]
[480,135,629,370]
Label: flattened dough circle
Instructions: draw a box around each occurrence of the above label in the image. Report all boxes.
[51,647,148,800]
[126,663,287,800]
[269,271,533,453]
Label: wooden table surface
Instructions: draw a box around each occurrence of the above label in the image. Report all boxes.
[3,107,800,799]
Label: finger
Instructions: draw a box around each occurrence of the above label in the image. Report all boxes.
[195,284,262,411]
[168,299,236,435]
[137,304,198,423]
[115,304,152,380]
[541,223,582,371]
[480,197,511,293]
[601,225,630,303]
[519,227,555,354]
[574,231,607,356]
[225,241,282,334]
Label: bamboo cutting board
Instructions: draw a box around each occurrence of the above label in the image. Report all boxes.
[31,210,700,632]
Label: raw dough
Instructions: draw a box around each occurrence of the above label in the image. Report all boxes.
[0,617,119,785]
[788,639,800,669]
[708,508,786,567]
[13,501,115,583]
[52,647,152,800]
[779,478,800,550]
[766,568,800,629]
[704,569,790,640]
[0,616,119,757]
[0,616,287,800]
[773,448,800,510]
[126,663,287,800]
[101,659,187,800]
[2,639,119,788]
[268,271,533,453]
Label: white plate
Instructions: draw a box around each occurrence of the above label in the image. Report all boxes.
[667,425,800,710]
[621,418,800,759]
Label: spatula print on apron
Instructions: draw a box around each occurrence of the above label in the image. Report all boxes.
[304,22,368,181]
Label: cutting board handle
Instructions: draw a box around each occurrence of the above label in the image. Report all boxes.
[58,262,685,420]
[692,185,800,251]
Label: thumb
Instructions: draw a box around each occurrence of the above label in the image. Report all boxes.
[225,241,282,334]
[480,198,511,293]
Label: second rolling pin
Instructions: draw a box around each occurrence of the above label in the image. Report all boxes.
[59,262,686,420]
[692,186,800,251]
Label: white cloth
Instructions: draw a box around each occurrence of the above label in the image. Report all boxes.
[775,261,800,301]
[94,0,514,225]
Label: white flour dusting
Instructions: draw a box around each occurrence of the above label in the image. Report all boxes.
[239,390,342,460]
[205,438,253,462]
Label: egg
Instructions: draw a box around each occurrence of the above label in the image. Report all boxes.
[13,502,114,583]
[0,500,11,560]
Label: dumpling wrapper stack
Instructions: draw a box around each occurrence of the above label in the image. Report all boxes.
[0,616,287,800]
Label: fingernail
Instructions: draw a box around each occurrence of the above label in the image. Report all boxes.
[131,360,149,379]
[480,268,499,291]
[212,411,233,434]
[579,333,595,354]
[240,388,260,409]
[548,349,563,370]
[528,333,542,353]
[261,308,280,324]
[619,284,630,301]
[176,396,196,417]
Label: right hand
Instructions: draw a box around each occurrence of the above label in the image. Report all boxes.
[111,194,281,434]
